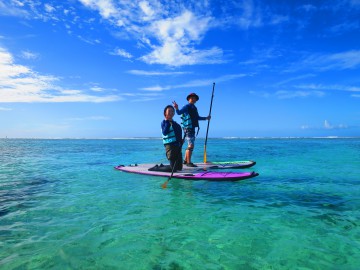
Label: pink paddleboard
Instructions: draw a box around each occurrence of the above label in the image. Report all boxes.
[114,164,259,181]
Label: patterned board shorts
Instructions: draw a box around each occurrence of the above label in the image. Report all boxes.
[184,128,196,146]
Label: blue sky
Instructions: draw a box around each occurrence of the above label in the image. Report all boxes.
[0,0,359,138]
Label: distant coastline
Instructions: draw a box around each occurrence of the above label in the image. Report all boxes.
[1,136,359,140]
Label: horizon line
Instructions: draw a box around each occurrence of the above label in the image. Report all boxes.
[1,136,359,140]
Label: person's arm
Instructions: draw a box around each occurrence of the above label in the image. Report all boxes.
[174,103,188,115]
[198,116,207,121]
[198,116,211,120]
[196,106,210,121]
[161,120,171,135]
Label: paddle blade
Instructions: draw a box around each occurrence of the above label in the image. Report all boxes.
[161,180,168,189]
[203,145,207,163]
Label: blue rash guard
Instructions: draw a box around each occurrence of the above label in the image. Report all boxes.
[176,103,207,130]
[161,120,182,146]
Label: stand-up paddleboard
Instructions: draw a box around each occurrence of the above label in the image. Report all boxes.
[114,164,259,181]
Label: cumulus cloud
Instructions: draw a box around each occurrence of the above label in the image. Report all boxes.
[1,0,294,67]
[140,10,224,66]
[77,1,225,66]
[141,44,224,66]
[0,47,121,103]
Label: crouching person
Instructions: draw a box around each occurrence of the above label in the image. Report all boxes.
[161,105,183,172]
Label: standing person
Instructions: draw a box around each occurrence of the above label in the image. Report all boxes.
[161,105,183,172]
[173,93,211,167]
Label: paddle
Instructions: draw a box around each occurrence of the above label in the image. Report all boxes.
[161,160,177,189]
[203,82,215,163]
[161,135,186,189]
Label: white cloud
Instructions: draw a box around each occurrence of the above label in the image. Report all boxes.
[66,116,110,121]
[153,10,209,42]
[275,74,316,86]
[270,14,289,25]
[2,1,284,67]
[324,120,331,129]
[110,48,133,58]
[140,85,170,91]
[90,86,105,92]
[21,50,39,60]
[79,0,118,19]
[350,0,360,6]
[296,83,360,93]
[216,0,288,30]
[74,1,226,66]
[128,70,189,76]
[140,10,225,66]
[294,50,360,71]
[301,125,310,130]
[0,47,121,103]
[325,50,360,69]
[275,90,325,99]
[324,120,348,129]
[237,0,263,29]
[328,22,359,34]
[140,73,247,92]
[139,0,155,21]
[0,0,28,16]
[301,120,349,130]
[249,90,271,98]
[299,4,317,12]
[141,44,224,66]
[250,89,325,99]
[0,107,12,111]
[119,92,162,102]
[44,4,55,13]
[77,35,101,45]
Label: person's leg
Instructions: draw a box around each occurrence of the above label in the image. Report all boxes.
[176,147,183,171]
[186,144,194,163]
[168,144,184,171]
[166,145,176,171]
[186,131,196,166]
[183,130,191,164]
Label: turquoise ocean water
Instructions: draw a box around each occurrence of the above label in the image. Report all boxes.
[0,138,359,269]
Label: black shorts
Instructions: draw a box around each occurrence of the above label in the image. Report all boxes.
[165,144,181,160]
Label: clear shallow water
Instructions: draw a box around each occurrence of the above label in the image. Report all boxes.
[0,138,359,269]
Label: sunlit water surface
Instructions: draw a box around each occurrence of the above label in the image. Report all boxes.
[1,138,359,269]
